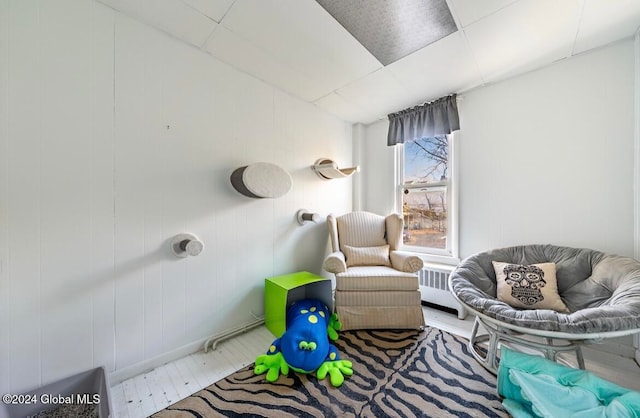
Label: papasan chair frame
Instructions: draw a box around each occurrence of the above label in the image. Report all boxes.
[449,244,640,374]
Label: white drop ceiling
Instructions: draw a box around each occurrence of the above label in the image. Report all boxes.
[97,0,640,125]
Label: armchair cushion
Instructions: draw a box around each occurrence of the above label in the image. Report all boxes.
[323,251,347,273]
[390,250,424,273]
[335,212,387,250]
[343,245,391,267]
[336,266,420,291]
[450,244,640,334]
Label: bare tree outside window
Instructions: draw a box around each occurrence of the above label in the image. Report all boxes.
[402,136,449,250]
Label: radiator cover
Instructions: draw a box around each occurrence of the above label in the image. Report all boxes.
[419,264,467,319]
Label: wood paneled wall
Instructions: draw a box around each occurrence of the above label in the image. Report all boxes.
[0,0,352,394]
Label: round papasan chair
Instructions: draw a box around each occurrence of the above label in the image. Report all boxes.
[448,244,640,373]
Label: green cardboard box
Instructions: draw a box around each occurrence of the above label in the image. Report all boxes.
[265,271,333,337]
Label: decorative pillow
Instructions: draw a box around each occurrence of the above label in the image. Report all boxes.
[493,261,569,313]
[343,245,391,267]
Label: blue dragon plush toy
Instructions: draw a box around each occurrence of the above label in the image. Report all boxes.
[254,299,353,387]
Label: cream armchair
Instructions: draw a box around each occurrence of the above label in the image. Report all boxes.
[323,211,425,330]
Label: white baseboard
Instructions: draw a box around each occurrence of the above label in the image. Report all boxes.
[108,319,264,385]
[108,338,207,385]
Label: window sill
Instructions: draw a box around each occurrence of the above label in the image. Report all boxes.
[398,249,460,267]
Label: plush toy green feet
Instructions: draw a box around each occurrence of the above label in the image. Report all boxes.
[316,359,353,387]
[327,313,342,341]
[254,352,289,382]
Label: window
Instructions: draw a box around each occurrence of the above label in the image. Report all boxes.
[397,133,458,260]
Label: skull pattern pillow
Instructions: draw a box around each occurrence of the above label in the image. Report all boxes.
[493,261,570,313]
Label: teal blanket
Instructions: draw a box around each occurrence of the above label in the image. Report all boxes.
[497,348,640,418]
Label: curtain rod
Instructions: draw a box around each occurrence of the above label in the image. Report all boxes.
[366,94,464,125]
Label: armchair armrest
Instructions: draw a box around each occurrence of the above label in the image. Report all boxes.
[390,250,424,273]
[323,251,347,273]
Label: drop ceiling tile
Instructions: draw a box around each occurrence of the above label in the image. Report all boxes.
[149,0,217,47]
[96,0,144,16]
[463,0,581,82]
[573,0,640,54]
[388,32,483,102]
[314,93,379,124]
[221,0,382,100]
[204,25,327,102]
[335,68,417,118]
[181,0,235,23]
[316,0,457,65]
[98,0,217,47]
[447,0,518,27]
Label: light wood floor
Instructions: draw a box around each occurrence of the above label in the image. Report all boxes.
[111,306,640,418]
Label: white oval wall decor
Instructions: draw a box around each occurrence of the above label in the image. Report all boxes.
[230,162,292,198]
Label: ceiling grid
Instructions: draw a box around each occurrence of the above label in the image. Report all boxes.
[97,0,640,124]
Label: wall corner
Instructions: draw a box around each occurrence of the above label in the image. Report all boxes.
[352,123,366,211]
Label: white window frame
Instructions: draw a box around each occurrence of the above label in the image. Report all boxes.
[395,131,459,265]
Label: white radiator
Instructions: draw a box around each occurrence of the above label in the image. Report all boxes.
[419,264,467,319]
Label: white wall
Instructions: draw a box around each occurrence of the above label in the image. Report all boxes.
[0,0,352,394]
[458,40,635,257]
[362,121,397,216]
[362,39,636,259]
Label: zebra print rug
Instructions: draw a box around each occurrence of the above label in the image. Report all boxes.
[153,328,508,417]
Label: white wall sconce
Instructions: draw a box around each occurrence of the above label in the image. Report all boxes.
[311,158,360,180]
[171,233,204,258]
[297,209,320,225]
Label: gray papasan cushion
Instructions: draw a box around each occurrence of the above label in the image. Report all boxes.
[449,244,640,334]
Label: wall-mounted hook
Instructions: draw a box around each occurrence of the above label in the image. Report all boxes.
[297,209,320,225]
[171,233,204,258]
[311,158,359,180]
